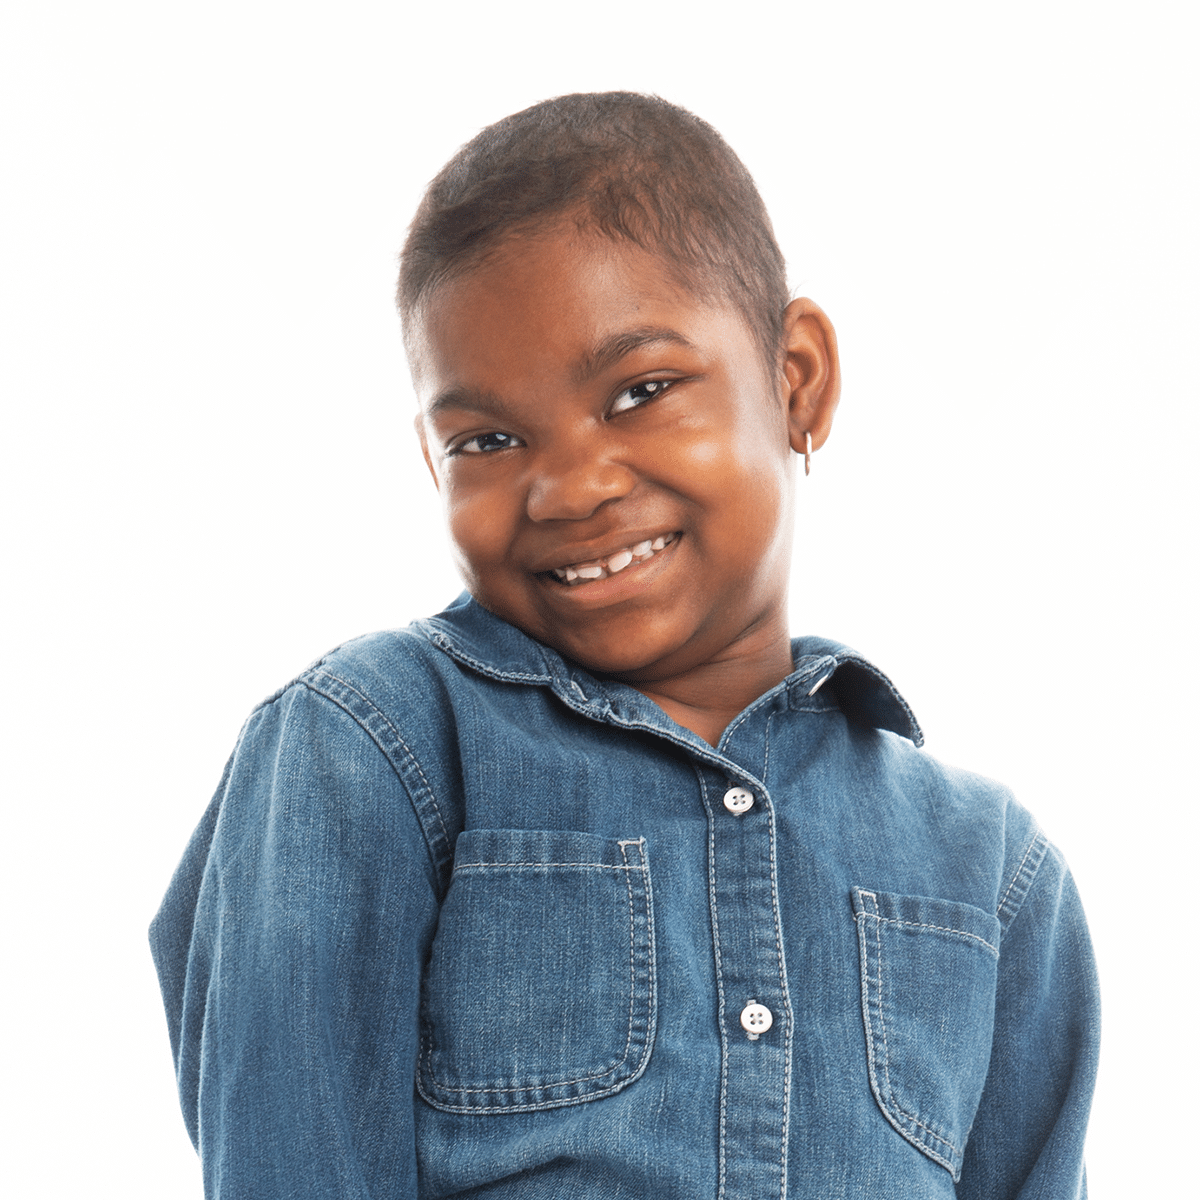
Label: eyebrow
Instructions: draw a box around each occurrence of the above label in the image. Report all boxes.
[424,385,510,423]
[574,326,697,384]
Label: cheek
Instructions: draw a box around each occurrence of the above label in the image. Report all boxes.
[678,418,790,513]
[669,375,789,469]
[644,415,751,494]
[441,475,517,572]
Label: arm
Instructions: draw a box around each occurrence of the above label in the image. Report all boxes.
[150,683,442,1199]
[957,841,1100,1199]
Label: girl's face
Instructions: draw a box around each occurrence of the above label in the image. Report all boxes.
[411,228,827,687]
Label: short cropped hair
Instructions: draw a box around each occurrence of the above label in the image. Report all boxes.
[398,92,790,369]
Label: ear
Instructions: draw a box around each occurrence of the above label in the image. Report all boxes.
[780,297,841,456]
[414,411,442,491]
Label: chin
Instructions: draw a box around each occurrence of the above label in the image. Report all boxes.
[557,625,702,682]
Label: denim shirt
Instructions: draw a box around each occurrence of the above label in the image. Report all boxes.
[151,594,1099,1199]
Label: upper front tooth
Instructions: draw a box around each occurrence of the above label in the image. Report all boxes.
[607,549,634,573]
[631,540,653,557]
[576,564,604,579]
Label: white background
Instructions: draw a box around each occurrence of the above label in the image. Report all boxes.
[2,1,1196,1195]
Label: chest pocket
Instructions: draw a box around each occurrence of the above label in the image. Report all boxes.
[852,887,1001,1181]
[418,829,657,1114]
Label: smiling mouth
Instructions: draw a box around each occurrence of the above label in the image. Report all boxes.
[547,533,678,586]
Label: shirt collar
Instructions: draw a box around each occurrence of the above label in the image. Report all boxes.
[417,593,922,747]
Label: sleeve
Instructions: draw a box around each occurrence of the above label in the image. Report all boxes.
[149,682,443,1199]
[957,838,1101,1199]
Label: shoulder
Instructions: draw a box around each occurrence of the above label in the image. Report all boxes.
[912,746,1049,926]
[295,625,461,719]
[244,611,481,750]
[202,623,472,892]
[255,593,555,727]
[796,636,1051,924]
[226,623,455,785]
[256,621,469,787]
[870,730,1047,916]
[798,633,1029,838]
[226,601,545,882]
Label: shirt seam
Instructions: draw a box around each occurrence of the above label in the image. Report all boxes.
[299,668,453,886]
[764,710,793,1200]
[452,861,638,871]
[699,768,731,1200]
[996,829,1050,935]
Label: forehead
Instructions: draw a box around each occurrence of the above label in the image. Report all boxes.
[409,229,758,401]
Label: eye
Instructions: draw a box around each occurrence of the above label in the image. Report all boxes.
[608,378,674,417]
[449,430,522,455]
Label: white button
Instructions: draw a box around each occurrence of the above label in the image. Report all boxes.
[740,1002,773,1036]
[723,786,754,815]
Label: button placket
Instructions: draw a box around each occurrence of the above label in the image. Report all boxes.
[739,1001,774,1040]
[702,761,792,1200]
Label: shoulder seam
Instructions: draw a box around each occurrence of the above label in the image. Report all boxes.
[298,666,454,887]
[996,829,1050,934]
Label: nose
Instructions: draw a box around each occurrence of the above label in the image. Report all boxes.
[525,435,635,522]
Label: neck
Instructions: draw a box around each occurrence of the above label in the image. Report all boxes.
[621,616,796,748]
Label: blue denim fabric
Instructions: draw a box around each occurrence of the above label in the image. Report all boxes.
[151,594,1099,1199]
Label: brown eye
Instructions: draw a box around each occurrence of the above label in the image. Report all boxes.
[609,379,672,416]
[453,431,521,455]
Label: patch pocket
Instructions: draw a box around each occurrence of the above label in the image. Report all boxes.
[418,829,656,1114]
[851,887,1001,1180]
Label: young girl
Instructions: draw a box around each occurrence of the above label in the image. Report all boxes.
[151,92,1099,1199]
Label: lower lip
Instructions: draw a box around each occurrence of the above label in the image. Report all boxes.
[537,536,682,609]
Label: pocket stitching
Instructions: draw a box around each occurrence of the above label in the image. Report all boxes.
[857,890,959,1173]
[419,838,655,1105]
[453,861,636,871]
[871,914,999,957]
[428,854,638,1092]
